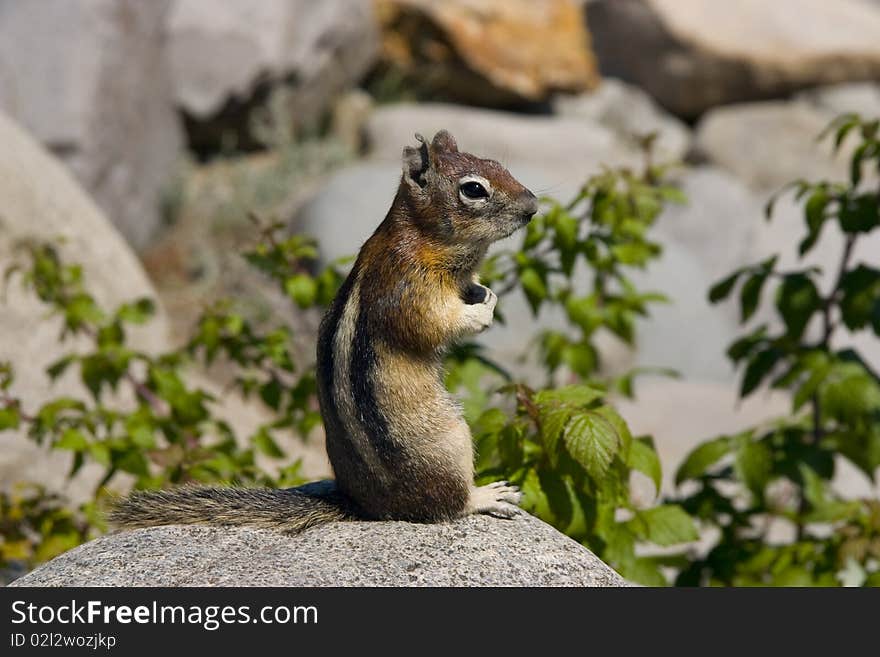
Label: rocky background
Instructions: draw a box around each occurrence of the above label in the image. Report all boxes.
[2,0,880,527]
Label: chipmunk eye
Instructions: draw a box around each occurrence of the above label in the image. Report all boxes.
[460,181,489,200]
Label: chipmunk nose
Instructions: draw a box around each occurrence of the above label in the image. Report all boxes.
[520,189,539,221]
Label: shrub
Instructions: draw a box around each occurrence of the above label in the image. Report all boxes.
[674,114,880,586]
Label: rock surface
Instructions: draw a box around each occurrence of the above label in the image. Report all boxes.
[365,102,641,174]
[617,378,879,504]
[375,0,598,107]
[168,0,379,151]
[553,77,692,162]
[587,0,880,117]
[628,166,763,381]
[10,514,628,587]
[0,0,183,249]
[797,82,880,119]
[695,101,859,192]
[0,112,171,501]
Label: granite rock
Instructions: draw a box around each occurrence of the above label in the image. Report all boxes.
[10,514,629,587]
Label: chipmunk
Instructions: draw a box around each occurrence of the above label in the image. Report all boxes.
[110,130,538,534]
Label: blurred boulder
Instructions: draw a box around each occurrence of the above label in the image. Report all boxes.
[364,102,640,175]
[553,77,692,162]
[615,379,790,499]
[587,0,880,118]
[0,112,171,501]
[629,167,763,382]
[0,0,183,250]
[796,82,880,119]
[374,0,598,107]
[168,0,379,152]
[617,378,878,504]
[695,101,857,192]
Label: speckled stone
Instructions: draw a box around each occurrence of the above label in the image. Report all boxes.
[10,514,628,587]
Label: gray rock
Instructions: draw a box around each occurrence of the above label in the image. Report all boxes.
[553,78,693,162]
[168,0,379,150]
[0,0,183,249]
[627,167,762,381]
[615,379,790,500]
[797,82,880,119]
[587,0,880,117]
[300,99,649,259]
[365,102,642,174]
[0,111,171,502]
[695,101,857,192]
[296,161,399,262]
[10,514,628,587]
[616,378,878,504]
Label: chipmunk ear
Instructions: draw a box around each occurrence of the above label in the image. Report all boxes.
[402,133,431,190]
[431,130,458,154]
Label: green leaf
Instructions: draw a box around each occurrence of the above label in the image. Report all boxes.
[116,450,149,477]
[125,415,157,449]
[46,356,75,381]
[562,409,621,481]
[553,213,579,275]
[0,405,21,431]
[88,443,111,467]
[726,325,767,363]
[259,377,283,410]
[792,352,832,411]
[564,295,602,334]
[537,405,571,460]
[285,274,318,308]
[522,214,546,249]
[675,436,734,485]
[740,348,781,397]
[849,143,874,188]
[117,298,156,325]
[799,463,858,523]
[627,437,662,495]
[55,428,88,451]
[619,558,668,587]
[709,270,743,304]
[630,505,699,547]
[799,189,831,256]
[734,439,773,499]
[821,362,880,420]
[534,384,605,408]
[775,273,820,339]
[839,265,880,331]
[740,271,770,322]
[611,242,655,266]
[497,423,524,469]
[252,428,285,459]
[839,193,879,234]
[773,567,814,587]
[593,404,633,456]
[519,267,547,314]
[473,407,507,437]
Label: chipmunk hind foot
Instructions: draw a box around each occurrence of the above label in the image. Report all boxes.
[466,481,523,519]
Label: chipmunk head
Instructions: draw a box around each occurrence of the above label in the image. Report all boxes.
[400,130,538,245]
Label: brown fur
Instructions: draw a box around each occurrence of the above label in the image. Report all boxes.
[110,130,537,534]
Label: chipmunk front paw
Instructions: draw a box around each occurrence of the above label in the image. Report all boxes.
[460,285,497,333]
